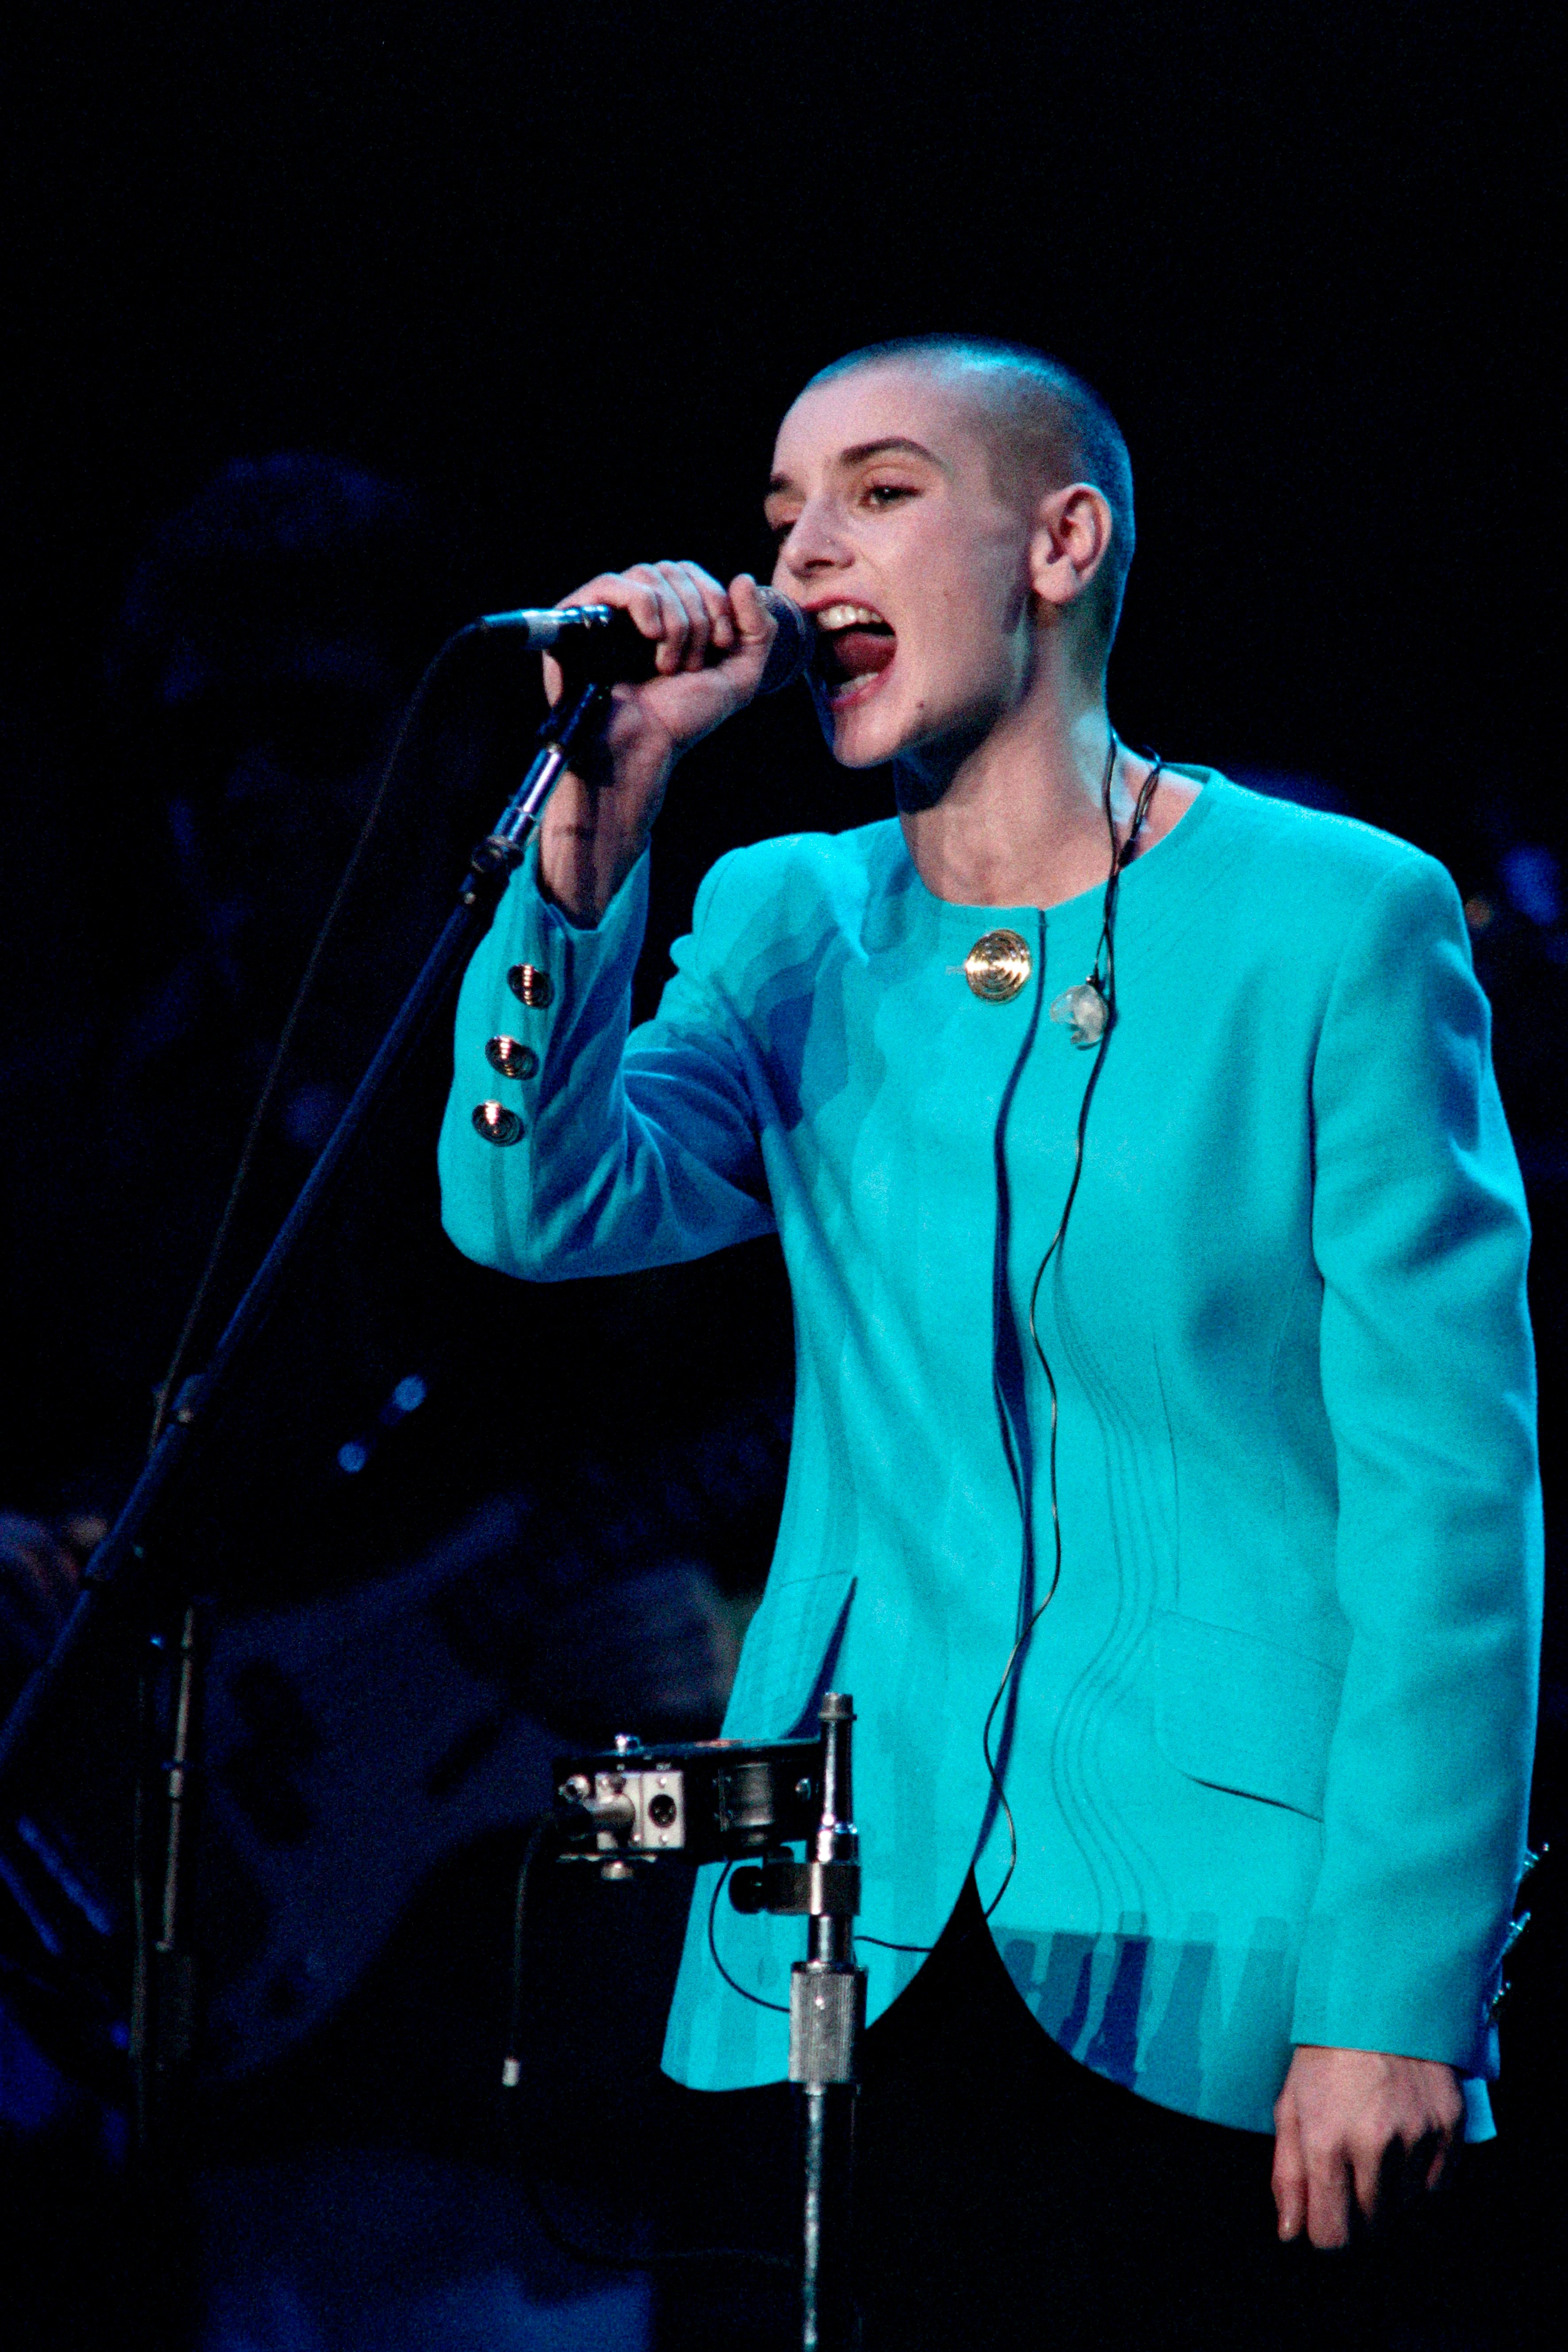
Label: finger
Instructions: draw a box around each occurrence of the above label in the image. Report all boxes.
[1271,2100,1307,2243]
[1359,2134,1405,2235]
[620,566,693,671]
[1306,2144,1354,2249]
[728,571,774,651]
[558,568,684,661]
[541,570,664,707]
[1417,2121,1456,2198]
[670,559,735,655]
[555,570,660,635]
[658,559,738,654]
[646,561,714,671]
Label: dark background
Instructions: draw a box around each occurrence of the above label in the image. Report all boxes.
[4,0,1557,846]
[1,4,1561,2346]
[5,0,1560,1675]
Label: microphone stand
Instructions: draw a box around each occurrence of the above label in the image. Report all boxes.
[790,1693,865,2352]
[0,666,614,2202]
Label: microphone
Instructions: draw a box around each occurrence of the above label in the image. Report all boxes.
[475,584,810,695]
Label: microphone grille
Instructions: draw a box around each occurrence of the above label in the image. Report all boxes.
[755,587,811,696]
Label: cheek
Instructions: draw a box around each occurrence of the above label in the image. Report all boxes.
[904,528,1027,666]
[906,591,1020,710]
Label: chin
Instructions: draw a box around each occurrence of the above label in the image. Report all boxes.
[830,729,896,772]
[813,682,907,770]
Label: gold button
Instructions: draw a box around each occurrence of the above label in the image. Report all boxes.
[485,1035,538,1080]
[963,929,1032,1002]
[472,1101,524,1145]
[507,962,554,1009]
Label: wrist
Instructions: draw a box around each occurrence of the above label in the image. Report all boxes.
[536,823,646,929]
[536,744,670,926]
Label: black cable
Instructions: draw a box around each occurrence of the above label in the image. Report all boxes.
[858,741,1165,1960]
[501,1813,554,2090]
[127,1647,155,2157]
[707,1860,790,2013]
[977,736,1164,1926]
[146,621,480,1455]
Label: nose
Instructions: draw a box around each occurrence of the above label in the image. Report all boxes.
[777,493,851,579]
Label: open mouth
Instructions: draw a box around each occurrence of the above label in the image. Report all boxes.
[812,602,897,712]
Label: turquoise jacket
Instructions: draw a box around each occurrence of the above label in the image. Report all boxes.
[439,774,1541,2133]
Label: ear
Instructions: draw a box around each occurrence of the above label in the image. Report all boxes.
[1027,482,1114,615]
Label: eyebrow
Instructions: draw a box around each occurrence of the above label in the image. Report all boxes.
[766,436,948,498]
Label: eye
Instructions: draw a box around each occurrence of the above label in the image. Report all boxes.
[767,510,800,543]
[861,481,918,512]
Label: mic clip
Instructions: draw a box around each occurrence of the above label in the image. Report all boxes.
[1049,977,1110,1048]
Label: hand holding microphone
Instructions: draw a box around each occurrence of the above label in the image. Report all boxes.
[481,574,809,696]
[506,562,807,929]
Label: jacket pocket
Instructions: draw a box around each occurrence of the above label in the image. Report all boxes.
[1152,1609,1343,1822]
[725,1570,857,1742]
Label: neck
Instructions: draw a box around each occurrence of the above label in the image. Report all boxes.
[893,653,1158,910]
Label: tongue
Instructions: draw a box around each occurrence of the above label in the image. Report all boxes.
[831,628,897,680]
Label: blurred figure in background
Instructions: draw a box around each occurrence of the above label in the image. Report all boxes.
[0,455,784,2351]
[3,455,468,1528]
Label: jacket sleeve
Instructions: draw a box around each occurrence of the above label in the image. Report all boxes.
[438,842,776,1280]
[1291,850,1541,2074]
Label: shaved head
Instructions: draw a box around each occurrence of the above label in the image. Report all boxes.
[803,336,1136,662]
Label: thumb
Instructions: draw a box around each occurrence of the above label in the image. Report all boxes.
[728,572,777,655]
[1272,2092,1307,2242]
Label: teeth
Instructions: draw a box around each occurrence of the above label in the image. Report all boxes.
[815,603,887,631]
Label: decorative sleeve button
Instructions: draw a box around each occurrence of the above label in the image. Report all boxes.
[963,929,1032,1002]
[472,1101,524,1145]
[485,1035,539,1080]
[507,963,554,1009]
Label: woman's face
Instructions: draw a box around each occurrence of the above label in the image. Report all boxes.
[766,360,1037,776]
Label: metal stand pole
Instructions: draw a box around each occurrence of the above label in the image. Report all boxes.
[125,1602,203,2161]
[550,1702,871,2334]
[790,1693,865,2352]
[116,1605,205,2350]
[0,662,613,2343]
[0,670,612,1810]
[0,658,614,2321]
